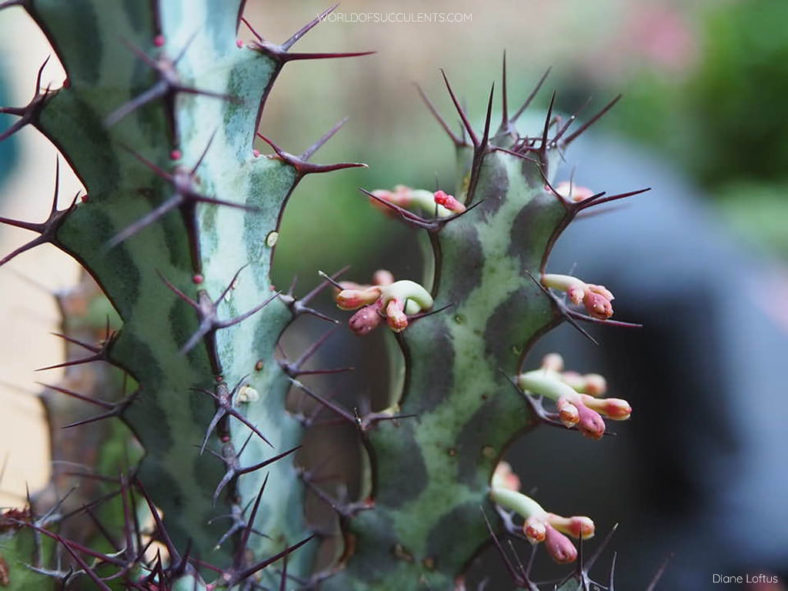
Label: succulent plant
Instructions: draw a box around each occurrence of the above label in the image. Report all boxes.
[0,1,650,589]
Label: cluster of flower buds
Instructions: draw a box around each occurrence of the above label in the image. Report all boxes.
[333,271,434,336]
[517,353,631,439]
[541,273,615,320]
[549,181,595,203]
[491,462,594,564]
[370,185,465,217]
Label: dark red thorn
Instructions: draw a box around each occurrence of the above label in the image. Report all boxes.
[195,384,274,452]
[405,302,453,323]
[276,50,375,63]
[134,478,180,563]
[235,474,268,567]
[538,170,579,213]
[574,187,651,212]
[289,379,356,426]
[257,132,366,177]
[359,188,437,231]
[230,535,315,584]
[35,343,113,371]
[440,69,478,146]
[538,91,557,172]
[314,269,347,292]
[552,98,591,144]
[61,406,123,429]
[284,4,339,49]
[499,52,509,132]
[300,476,371,518]
[84,506,121,552]
[292,367,354,377]
[279,553,289,591]
[563,94,622,146]
[107,194,183,247]
[212,445,300,504]
[510,66,552,125]
[104,81,168,127]
[297,305,340,324]
[37,382,114,410]
[481,82,495,149]
[525,270,600,346]
[609,552,618,590]
[0,56,51,142]
[501,369,572,431]
[24,522,125,570]
[217,264,248,304]
[414,83,465,146]
[283,326,340,375]
[240,15,263,41]
[645,554,672,591]
[481,508,527,587]
[157,270,198,309]
[491,146,539,164]
[0,160,75,267]
[300,116,349,161]
[214,291,279,330]
[190,128,218,175]
[464,84,494,204]
[565,309,643,329]
[119,143,174,182]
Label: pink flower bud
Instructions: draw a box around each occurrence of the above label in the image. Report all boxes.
[493,462,521,492]
[567,284,585,305]
[583,373,607,396]
[553,181,595,203]
[583,291,614,320]
[385,299,409,332]
[556,397,580,427]
[373,269,395,286]
[576,403,606,439]
[336,287,381,310]
[544,524,578,563]
[523,517,547,543]
[349,305,382,336]
[541,353,564,372]
[581,395,632,420]
[433,190,466,213]
[547,513,595,539]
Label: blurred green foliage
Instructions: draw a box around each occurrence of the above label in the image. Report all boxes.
[605,0,788,258]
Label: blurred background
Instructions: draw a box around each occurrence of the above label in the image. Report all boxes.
[2,0,788,588]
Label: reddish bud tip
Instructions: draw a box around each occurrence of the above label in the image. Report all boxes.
[433,190,466,213]
[336,287,381,310]
[192,274,204,285]
[62,78,70,89]
[544,524,578,564]
[252,149,260,158]
[80,194,89,203]
[255,360,264,371]
[153,35,165,47]
[524,517,547,543]
[493,462,521,492]
[349,305,382,336]
[236,39,244,48]
[583,291,614,320]
[576,403,606,439]
[170,149,182,161]
[220,434,230,442]
[385,299,409,332]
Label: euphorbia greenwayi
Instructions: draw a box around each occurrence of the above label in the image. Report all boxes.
[0,2,648,589]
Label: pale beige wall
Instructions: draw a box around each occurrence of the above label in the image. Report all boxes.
[0,9,82,508]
